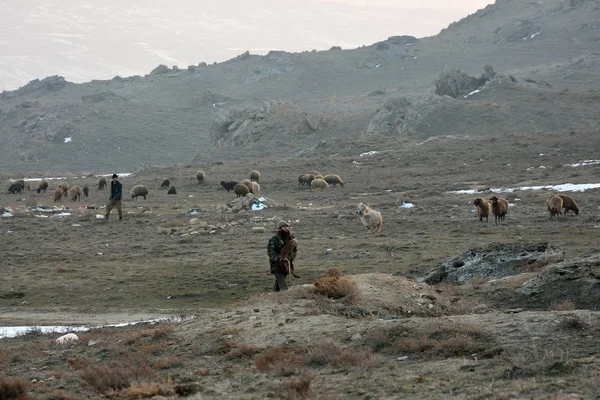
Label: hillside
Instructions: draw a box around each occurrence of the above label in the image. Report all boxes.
[1,0,599,174]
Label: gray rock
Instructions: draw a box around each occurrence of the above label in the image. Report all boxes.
[150,64,171,75]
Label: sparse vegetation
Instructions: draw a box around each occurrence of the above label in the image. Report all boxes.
[313,267,358,299]
[0,377,33,400]
[550,299,576,311]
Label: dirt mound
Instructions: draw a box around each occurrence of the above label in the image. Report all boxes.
[420,242,565,285]
[516,254,600,310]
[0,76,68,100]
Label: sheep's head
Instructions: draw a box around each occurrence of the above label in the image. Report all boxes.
[474,198,483,207]
[489,196,499,205]
[356,203,368,215]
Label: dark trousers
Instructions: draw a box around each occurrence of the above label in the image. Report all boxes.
[274,272,288,292]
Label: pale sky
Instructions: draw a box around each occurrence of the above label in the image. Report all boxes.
[0,0,494,90]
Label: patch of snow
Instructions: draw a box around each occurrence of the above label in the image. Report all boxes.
[464,89,481,98]
[566,160,600,167]
[0,316,188,339]
[451,183,600,194]
[531,32,540,39]
[400,202,414,209]
[64,137,72,143]
[359,151,379,157]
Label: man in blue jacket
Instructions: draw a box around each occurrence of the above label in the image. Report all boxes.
[105,174,123,221]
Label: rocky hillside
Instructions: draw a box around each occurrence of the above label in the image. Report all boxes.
[1,0,599,173]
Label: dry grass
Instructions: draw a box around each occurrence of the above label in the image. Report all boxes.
[254,347,303,376]
[557,315,589,331]
[107,382,175,399]
[313,267,358,299]
[153,356,184,370]
[79,360,158,394]
[503,347,574,379]
[55,265,67,273]
[0,377,33,400]
[226,344,260,360]
[524,249,565,272]
[549,299,575,311]
[364,321,495,359]
[279,371,315,400]
[45,390,77,400]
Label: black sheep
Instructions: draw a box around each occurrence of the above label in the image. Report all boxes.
[220,181,238,193]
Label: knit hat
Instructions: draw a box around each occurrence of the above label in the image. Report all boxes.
[112,174,118,179]
[277,221,290,229]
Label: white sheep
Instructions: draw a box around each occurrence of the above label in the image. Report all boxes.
[356,203,383,232]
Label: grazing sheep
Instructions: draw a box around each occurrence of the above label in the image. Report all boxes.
[23,181,31,191]
[298,173,315,187]
[250,170,261,182]
[307,170,322,176]
[356,202,383,232]
[37,180,49,193]
[248,181,260,195]
[161,179,170,189]
[310,179,329,191]
[220,181,238,193]
[234,183,249,198]
[314,174,325,180]
[53,188,63,201]
[8,182,22,194]
[58,183,68,196]
[131,185,149,200]
[14,179,25,191]
[547,194,563,218]
[240,179,252,189]
[98,177,107,190]
[82,185,89,197]
[324,174,344,187]
[558,194,579,216]
[474,198,492,222]
[196,170,206,184]
[489,196,509,222]
[69,186,83,201]
[168,186,177,195]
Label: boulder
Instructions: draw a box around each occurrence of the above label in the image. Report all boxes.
[150,64,171,75]
[420,242,564,285]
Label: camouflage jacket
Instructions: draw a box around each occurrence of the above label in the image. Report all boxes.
[267,233,297,273]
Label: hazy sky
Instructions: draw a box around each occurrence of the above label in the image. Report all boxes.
[0,0,494,90]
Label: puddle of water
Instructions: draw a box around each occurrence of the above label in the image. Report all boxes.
[0,316,187,339]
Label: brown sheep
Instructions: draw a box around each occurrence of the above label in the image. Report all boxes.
[196,170,206,184]
[250,170,261,183]
[489,196,509,223]
[161,179,170,189]
[298,173,315,187]
[98,176,107,190]
[310,179,329,191]
[557,194,579,216]
[324,174,344,187]
[240,178,252,188]
[474,198,492,222]
[547,194,563,218]
[307,170,322,176]
[58,183,68,196]
[23,181,31,191]
[249,181,260,195]
[36,180,49,193]
[314,174,325,180]
[53,188,63,202]
[131,185,149,200]
[69,186,83,201]
[234,183,249,198]
[82,185,89,197]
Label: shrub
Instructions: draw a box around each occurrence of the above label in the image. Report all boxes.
[549,299,575,311]
[0,377,33,400]
[313,267,358,299]
[254,347,303,376]
[108,382,175,399]
[80,361,157,394]
[279,371,315,400]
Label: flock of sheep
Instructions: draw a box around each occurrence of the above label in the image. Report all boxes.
[6,176,149,201]
[473,193,580,222]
